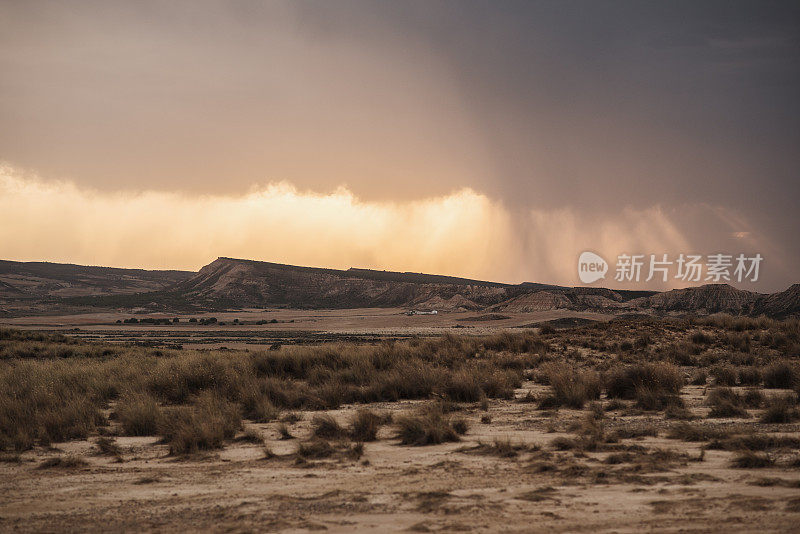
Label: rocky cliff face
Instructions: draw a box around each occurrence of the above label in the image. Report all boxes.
[632,284,762,315]
[752,284,800,319]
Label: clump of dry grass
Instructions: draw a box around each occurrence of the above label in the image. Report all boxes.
[760,395,799,424]
[738,366,762,386]
[605,362,684,411]
[311,414,346,439]
[240,388,279,423]
[550,436,583,450]
[690,369,708,386]
[296,439,336,459]
[38,455,88,469]
[763,361,798,389]
[711,365,738,386]
[731,452,774,468]
[667,422,732,442]
[462,438,535,458]
[395,404,462,446]
[665,404,697,420]
[116,393,162,436]
[538,363,601,409]
[95,436,122,457]
[743,388,765,408]
[158,393,241,455]
[349,409,389,442]
[608,423,658,440]
[706,388,750,418]
[0,452,21,463]
[706,433,800,452]
[0,364,106,449]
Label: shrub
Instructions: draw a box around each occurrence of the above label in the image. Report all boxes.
[760,395,799,424]
[39,398,104,444]
[738,367,762,386]
[237,428,264,444]
[396,405,460,446]
[706,388,749,418]
[95,437,122,457]
[443,369,483,402]
[541,363,601,409]
[691,331,713,345]
[550,437,579,450]
[311,414,345,439]
[464,438,530,458]
[711,365,738,386]
[634,385,684,411]
[606,363,683,400]
[763,361,798,389]
[158,393,241,455]
[606,363,684,410]
[667,422,731,442]
[241,387,279,423]
[117,394,162,436]
[707,434,800,452]
[296,439,335,459]
[690,370,708,386]
[743,389,765,408]
[731,452,774,468]
[664,405,696,420]
[350,409,384,442]
[452,418,469,435]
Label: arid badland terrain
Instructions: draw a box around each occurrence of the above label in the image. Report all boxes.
[1,258,799,532]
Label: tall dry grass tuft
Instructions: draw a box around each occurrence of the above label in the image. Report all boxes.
[116,393,162,436]
[539,363,602,409]
[605,362,684,410]
[158,392,241,455]
[350,409,388,442]
[396,404,462,446]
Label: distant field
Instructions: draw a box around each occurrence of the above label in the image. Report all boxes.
[0,307,613,349]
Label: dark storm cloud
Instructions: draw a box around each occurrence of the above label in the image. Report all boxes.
[0,1,797,289]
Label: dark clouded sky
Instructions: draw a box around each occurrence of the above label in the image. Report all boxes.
[0,1,798,290]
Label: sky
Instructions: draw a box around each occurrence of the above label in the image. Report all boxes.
[0,1,798,291]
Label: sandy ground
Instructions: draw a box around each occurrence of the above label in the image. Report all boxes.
[2,383,799,533]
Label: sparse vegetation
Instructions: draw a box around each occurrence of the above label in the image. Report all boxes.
[1,307,799,530]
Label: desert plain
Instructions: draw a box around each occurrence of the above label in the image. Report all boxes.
[1,311,799,533]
